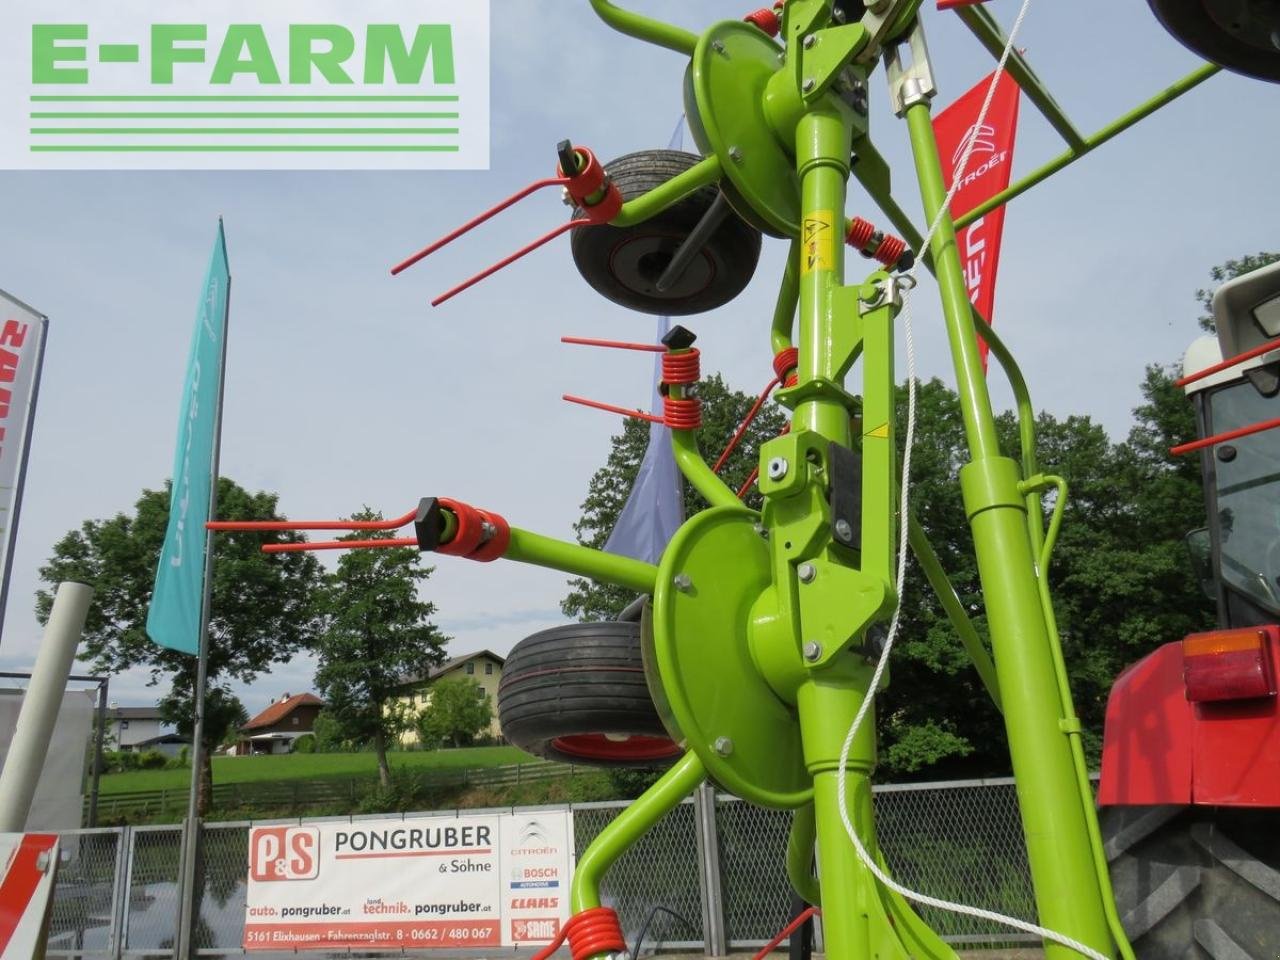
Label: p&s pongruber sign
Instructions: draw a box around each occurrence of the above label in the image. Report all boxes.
[243,811,573,951]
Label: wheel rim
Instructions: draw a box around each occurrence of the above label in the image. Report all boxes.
[550,734,682,761]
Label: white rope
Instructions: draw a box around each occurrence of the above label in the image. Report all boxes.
[832,2,1112,958]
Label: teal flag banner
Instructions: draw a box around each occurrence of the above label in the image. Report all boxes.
[146,223,230,655]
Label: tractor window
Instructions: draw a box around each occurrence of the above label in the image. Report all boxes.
[1209,380,1280,614]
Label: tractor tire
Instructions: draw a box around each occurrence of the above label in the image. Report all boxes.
[497,621,682,768]
[1102,805,1280,959]
[570,149,762,315]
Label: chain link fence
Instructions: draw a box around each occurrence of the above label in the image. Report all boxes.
[43,777,1042,958]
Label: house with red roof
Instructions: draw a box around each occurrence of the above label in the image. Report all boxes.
[234,692,325,755]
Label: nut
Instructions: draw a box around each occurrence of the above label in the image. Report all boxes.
[835,519,854,543]
[803,641,823,662]
[714,737,734,756]
[767,457,789,481]
[673,573,693,593]
[797,562,817,583]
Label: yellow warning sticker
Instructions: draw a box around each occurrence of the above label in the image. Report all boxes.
[866,422,890,439]
[801,210,836,275]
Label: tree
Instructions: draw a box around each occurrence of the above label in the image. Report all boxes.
[163,686,247,757]
[312,510,450,787]
[1196,251,1280,331]
[36,478,325,811]
[563,373,788,620]
[416,676,492,749]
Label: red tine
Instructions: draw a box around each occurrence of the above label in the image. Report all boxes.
[391,176,570,277]
[263,537,419,554]
[430,218,587,307]
[562,394,665,424]
[207,508,417,533]
[561,336,666,353]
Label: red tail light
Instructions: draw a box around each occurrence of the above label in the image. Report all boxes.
[1182,627,1277,702]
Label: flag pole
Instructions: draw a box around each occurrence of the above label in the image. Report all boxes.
[174,221,231,960]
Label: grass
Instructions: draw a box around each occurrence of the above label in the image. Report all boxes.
[98,745,535,794]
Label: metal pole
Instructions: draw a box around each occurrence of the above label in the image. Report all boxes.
[0,580,93,832]
[88,675,108,827]
[0,313,49,645]
[692,782,726,957]
[174,238,232,960]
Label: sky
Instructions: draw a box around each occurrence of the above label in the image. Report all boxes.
[0,0,1277,716]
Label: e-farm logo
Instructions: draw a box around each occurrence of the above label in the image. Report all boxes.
[0,0,490,170]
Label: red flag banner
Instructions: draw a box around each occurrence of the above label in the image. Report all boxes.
[932,71,1020,369]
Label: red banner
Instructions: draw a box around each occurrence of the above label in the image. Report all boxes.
[932,71,1020,369]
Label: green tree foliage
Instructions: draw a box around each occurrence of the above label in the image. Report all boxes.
[36,478,325,810]
[563,373,788,620]
[416,676,493,749]
[313,510,450,786]
[311,709,356,753]
[1196,252,1280,331]
[162,686,247,753]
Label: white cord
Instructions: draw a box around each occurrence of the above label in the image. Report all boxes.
[831,2,1112,958]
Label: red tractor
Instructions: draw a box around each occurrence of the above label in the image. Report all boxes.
[1099,261,1280,958]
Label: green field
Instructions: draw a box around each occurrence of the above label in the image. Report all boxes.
[98,745,535,794]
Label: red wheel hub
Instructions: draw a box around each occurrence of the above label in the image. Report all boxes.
[551,734,682,762]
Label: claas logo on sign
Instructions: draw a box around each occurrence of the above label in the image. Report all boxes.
[249,827,319,882]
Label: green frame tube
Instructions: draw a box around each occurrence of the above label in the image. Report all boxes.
[613,155,723,228]
[956,63,1220,228]
[504,527,658,594]
[672,429,742,510]
[586,0,698,56]
[904,97,1115,960]
[907,517,1002,712]
[570,751,706,913]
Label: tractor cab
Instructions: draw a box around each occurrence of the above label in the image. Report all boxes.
[1183,260,1280,628]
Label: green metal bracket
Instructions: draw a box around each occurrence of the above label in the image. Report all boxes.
[796,25,872,106]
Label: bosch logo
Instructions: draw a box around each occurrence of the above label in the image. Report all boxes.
[248,827,319,882]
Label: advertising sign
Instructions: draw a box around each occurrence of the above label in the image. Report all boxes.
[244,811,573,951]
[0,0,489,171]
[0,290,47,636]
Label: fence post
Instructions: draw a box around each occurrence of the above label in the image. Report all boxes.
[693,783,727,957]
[114,825,138,960]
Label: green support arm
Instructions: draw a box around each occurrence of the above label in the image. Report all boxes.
[504,527,658,594]
[571,752,706,912]
[587,0,699,56]
[672,429,743,510]
[611,155,723,228]
[956,63,1220,228]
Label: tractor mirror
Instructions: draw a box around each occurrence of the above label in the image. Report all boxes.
[1185,528,1215,600]
[1213,260,1280,359]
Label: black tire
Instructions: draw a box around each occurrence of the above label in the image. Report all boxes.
[1103,805,1280,959]
[497,622,681,768]
[570,149,762,316]
[1147,0,1280,84]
